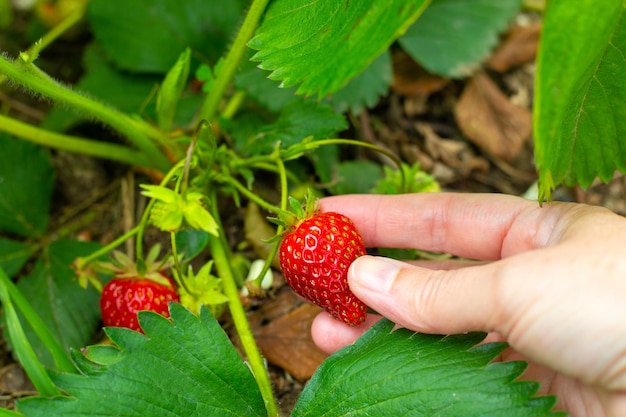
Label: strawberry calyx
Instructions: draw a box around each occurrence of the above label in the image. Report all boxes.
[268,189,319,239]
[96,244,174,288]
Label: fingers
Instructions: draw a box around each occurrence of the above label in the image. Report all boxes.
[313,255,504,354]
[407,258,486,270]
[311,313,382,354]
[347,255,501,334]
[320,193,573,260]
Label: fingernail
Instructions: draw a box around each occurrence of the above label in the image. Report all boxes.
[350,256,403,293]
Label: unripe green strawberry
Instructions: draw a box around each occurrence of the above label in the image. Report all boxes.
[279,211,367,326]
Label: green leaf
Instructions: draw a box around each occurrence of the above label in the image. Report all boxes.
[235,66,299,113]
[16,304,267,417]
[399,0,522,78]
[0,268,61,397]
[245,101,347,155]
[534,1,626,201]
[373,163,441,194]
[0,134,54,238]
[249,0,430,98]
[329,161,383,195]
[293,320,562,416]
[327,50,392,115]
[0,237,36,277]
[87,0,246,73]
[44,45,204,133]
[157,48,191,132]
[14,240,104,368]
[308,143,339,185]
[141,184,180,203]
[182,193,219,236]
[179,263,228,317]
[175,229,209,262]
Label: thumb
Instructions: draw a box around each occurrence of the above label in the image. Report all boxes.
[349,255,499,335]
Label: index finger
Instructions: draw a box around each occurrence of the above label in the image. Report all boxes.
[319,193,573,261]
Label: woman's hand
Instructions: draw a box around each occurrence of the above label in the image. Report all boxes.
[312,193,626,417]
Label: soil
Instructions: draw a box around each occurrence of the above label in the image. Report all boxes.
[1,8,625,417]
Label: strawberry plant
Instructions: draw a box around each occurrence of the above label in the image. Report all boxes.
[0,0,624,416]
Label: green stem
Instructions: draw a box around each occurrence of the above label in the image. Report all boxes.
[168,231,194,295]
[0,6,84,86]
[75,226,141,272]
[221,90,246,120]
[197,0,270,122]
[0,114,160,169]
[253,155,288,287]
[218,175,280,214]
[0,56,172,172]
[297,138,407,191]
[207,191,278,417]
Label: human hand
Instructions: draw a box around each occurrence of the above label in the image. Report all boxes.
[312,193,626,417]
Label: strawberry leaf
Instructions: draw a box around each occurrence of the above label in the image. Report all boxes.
[87,0,246,73]
[534,1,626,200]
[16,304,267,417]
[243,101,347,155]
[249,0,429,98]
[328,161,383,195]
[0,237,36,277]
[398,0,522,78]
[326,50,393,115]
[11,240,105,369]
[293,320,563,416]
[0,134,54,238]
[235,65,299,113]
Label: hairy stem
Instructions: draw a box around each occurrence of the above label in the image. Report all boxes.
[0,6,84,86]
[75,227,141,273]
[197,0,270,122]
[207,190,278,417]
[299,138,407,191]
[0,56,173,172]
[217,175,280,214]
[0,114,159,169]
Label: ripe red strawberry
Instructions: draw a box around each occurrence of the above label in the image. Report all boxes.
[100,273,179,331]
[279,211,368,326]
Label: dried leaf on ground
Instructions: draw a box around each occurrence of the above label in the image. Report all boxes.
[256,306,327,381]
[487,22,541,72]
[254,291,328,381]
[454,72,532,161]
[416,122,489,181]
[391,50,450,97]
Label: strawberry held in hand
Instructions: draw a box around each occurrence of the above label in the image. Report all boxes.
[98,247,179,332]
[278,196,368,326]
